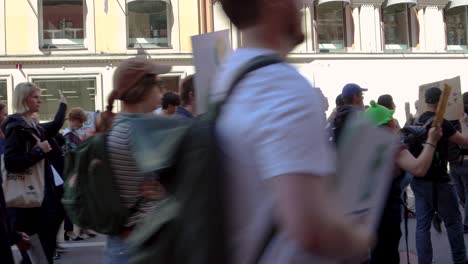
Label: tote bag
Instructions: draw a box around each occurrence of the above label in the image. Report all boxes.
[1,133,46,208]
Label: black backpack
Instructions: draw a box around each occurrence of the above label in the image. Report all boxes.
[400,116,435,158]
[127,55,282,264]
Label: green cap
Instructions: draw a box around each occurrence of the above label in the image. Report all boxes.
[364,100,395,126]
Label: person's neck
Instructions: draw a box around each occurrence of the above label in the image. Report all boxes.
[427,104,437,112]
[241,28,291,58]
[121,104,151,114]
[23,112,34,119]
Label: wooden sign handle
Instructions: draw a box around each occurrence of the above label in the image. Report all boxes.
[432,84,452,127]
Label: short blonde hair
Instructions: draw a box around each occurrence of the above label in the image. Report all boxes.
[13,82,40,114]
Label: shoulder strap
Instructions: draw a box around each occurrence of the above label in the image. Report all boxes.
[414,115,435,128]
[215,55,283,118]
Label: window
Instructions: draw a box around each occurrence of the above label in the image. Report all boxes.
[316,2,346,51]
[383,4,411,50]
[160,75,180,93]
[446,6,468,50]
[127,0,172,48]
[0,80,7,106]
[41,0,85,48]
[34,78,96,121]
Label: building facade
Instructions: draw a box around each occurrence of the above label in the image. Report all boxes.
[0,0,467,122]
[213,0,468,122]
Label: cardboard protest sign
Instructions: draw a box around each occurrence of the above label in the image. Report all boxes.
[418,76,463,121]
[27,234,48,264]
[332,113,397,231]
[191,30,232,115]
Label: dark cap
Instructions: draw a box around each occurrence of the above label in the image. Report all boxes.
[342,83,368,98]
[425,87,441,104]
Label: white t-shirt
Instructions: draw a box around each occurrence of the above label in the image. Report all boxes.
[211,48,336,264]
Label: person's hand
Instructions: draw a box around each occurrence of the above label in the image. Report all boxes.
[16,232,30,252]
[37,140,52,153]
[428,126,443,144]
[59,91,67,105]
[340,224,375,263]
[463,114,468,124]
[141,179,166,200]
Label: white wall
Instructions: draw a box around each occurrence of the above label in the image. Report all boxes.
[299,58,468,123]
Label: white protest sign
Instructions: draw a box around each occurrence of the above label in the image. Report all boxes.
[191,30,232,115]
[27,234,48,264]
[77,111,97,137]
[333,113,397,231]
[418,76,463,121]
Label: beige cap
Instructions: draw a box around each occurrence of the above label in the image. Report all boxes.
[112,57,172,101]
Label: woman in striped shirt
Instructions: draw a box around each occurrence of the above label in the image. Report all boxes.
[98,57,171,264]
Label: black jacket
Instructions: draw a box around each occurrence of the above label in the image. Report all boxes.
[332,105,361,144]
[0,176,18,264]
[1,103,67,205]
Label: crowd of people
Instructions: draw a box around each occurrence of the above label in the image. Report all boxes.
[1,0,468,263]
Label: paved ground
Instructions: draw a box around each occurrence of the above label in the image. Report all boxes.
[11,217,467,264]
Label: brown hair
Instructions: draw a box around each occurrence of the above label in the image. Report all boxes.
[97,75,160,133]
[0,103,6,113]
[218,0,260,29]
[68,107,87,123]
[180,75,194,106]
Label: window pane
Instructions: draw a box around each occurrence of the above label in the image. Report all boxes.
[160,76,180,93]
[42,0,85,46]
[127,0,170,48]
[0,80,7,106]
[446,6,468,50]
[34,78,96,121]
[317,2,345,51]
[383,4,409,50]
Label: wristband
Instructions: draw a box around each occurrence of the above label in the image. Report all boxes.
[424,142,436,148]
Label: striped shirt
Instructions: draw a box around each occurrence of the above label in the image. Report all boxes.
[107,114,161,227]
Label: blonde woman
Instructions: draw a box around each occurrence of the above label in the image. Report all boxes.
[2,82,67,263]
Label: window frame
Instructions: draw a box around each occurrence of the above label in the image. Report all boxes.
[0,75,13,114]
[382,3,412,51]
[444,5,468,51]
[159,72,186,93]
[126,0,179,50]
[27,73,103,113]
[38,0,95,50]
[314,2,348,52]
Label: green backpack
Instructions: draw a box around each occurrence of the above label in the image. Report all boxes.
[127,55,282,264]
[62,133,129,235]
[62,115,190,236]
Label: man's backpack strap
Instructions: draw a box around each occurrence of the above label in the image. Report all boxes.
[219,55,283,263]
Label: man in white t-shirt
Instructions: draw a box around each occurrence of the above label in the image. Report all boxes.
[212,0,372,263]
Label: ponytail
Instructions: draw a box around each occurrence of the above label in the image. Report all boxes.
[96,92,117,133]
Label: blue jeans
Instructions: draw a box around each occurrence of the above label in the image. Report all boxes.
[411,180,467,264]
[105,236,128,264]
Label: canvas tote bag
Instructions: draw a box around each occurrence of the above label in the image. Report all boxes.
[1,133,46,208]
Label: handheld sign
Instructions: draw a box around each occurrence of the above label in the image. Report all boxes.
[418,76,462,121]
[405,102,411,123]
[433,84,452,128]
[334,113,397,231]
[191,30,232,115]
